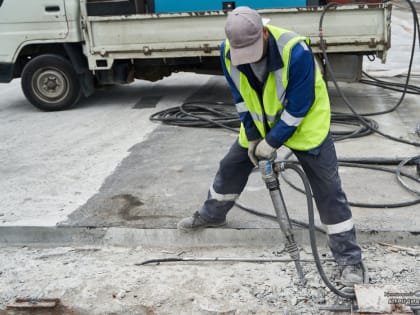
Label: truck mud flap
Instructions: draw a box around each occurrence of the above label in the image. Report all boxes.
[0,63,14,83]
[64,44,95,97]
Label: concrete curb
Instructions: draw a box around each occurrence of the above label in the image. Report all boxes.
[0,226,418,247]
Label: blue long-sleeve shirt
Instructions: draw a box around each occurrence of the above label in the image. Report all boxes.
[220,29,315,149]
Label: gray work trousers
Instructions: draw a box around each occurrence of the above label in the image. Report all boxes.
[199,133,362,266]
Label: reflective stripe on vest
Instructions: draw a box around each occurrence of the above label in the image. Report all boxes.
[224,25,331,151]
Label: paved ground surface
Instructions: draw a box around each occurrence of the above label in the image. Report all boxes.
[0,2,419,314]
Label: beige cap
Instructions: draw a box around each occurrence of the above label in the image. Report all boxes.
[224,7,265,66]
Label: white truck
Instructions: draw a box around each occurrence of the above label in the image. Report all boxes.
[0,0,391,111]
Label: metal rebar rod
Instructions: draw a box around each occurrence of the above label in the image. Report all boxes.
[135,257,335,266]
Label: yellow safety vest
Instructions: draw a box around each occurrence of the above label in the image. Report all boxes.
[223,25,331,151]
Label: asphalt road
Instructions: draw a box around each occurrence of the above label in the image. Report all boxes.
[0,73,232,227]
[0,3,419,238]
[1,69,419,236]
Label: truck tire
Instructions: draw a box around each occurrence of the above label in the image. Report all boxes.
[21,54,82,111]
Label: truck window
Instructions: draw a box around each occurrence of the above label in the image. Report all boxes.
[0,0,3,7]
[87,0,151,16]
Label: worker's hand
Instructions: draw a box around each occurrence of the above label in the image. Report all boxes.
[255,139,276,161]
[248,139,261,166]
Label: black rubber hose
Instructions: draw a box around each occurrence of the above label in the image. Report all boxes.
[320,2,420,147]
[396,155,420,196]
[279,152,420,208]
[360,71,420,96]
[282,162,359,299]
[150,102,378,141]
[330,112,377,141]
[339,162,420,208]
[352,0,420,116]
[234,201,327,234]
[149,101,240,132]
[336,156,420,165]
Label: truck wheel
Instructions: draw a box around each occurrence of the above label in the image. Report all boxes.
[21,54,82,111]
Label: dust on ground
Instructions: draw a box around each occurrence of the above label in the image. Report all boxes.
[0,242,418,315]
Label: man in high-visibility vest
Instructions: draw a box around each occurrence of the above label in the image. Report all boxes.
[177,6,364,286]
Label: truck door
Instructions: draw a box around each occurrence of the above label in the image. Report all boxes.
[0,0,69,63]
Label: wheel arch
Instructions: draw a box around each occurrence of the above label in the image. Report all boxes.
[15,43,94,97]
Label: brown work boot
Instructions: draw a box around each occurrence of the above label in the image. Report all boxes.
[177,212,226,232]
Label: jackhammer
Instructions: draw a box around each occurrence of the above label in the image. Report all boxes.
[258,159,306,284]
[258,158,368,299]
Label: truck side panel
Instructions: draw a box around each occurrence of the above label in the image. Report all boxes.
[82,4,391,70]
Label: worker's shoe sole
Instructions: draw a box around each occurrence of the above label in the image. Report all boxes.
[177,211,226,232]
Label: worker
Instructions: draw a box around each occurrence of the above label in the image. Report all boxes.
[177,6,364,286]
